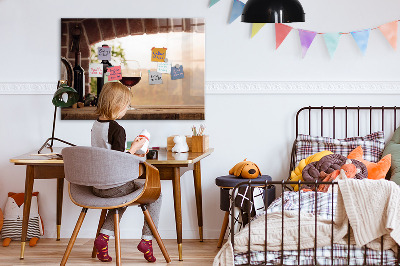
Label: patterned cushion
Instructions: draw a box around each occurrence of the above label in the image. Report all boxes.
[295,131,385,166]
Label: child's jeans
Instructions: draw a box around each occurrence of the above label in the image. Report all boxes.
[92,179,162,240]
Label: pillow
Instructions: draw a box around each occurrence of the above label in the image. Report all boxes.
[295,131,385,167]
[382,126,400,184]
[347,146,391,180]
[289,150,333,191]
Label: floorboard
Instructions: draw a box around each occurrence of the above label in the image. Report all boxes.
[0,239,222,265]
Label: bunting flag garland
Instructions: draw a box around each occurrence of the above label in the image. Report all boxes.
[298,29,317,58]
[229,0,245,24]
[378,21,398,50]
[323,33,341,58]
[275,23,293,49]
[251,23,266,38]
[207,3,400,58]
[351,29,370,55]
[209,0,220,7]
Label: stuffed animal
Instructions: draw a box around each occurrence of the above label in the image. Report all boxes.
[1,192,44,247]
[172,135,189,153]
[229,159,261,179]
[0,208,3,232]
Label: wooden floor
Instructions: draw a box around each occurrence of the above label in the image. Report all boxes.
[0,239,221,265]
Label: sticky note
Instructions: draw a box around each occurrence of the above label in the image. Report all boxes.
[151,47,167,62]
[157,62,171,74]
[89,63,103,77]
[148,70,163,85]
[98,46,111,61]
[171,65,184,80]
[107,66,122,81]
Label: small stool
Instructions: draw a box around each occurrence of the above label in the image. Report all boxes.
[215,175,275,248]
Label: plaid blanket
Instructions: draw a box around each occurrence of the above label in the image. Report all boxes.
[234,191,397,265]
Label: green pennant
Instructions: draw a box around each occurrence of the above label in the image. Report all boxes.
[209,0,220,7]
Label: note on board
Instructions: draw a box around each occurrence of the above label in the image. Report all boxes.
[151,47,167,62]
[98,46,112,61]
[148,70,163,85]
[89,63,103,77]
[171,65,184,80]
[107,66,122,81]
[157,62,171,74]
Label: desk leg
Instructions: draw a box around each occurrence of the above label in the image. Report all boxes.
[20,165,35,259]
[172,167,183,261]
[56,178,64,241]
[193,161,203,242]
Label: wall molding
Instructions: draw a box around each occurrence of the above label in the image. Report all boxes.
[206,81,400,94]
[1,81,400,95]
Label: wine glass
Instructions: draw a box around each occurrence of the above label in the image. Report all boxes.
[120,60,142,110]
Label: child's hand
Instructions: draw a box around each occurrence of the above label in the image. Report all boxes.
[134,149,149,157]
[129,137,147,155]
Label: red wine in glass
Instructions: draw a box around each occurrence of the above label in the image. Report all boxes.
[120,76,141,87]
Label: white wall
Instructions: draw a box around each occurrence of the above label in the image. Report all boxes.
[1,0,400,240]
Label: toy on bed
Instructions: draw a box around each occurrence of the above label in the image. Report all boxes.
[1,192,44,247]
[229,159,261,179]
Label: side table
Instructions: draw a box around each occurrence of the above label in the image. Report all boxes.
[215,175,275,248]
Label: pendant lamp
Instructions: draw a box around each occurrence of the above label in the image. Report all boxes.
[38,80,79,154]
[241,0,305,23]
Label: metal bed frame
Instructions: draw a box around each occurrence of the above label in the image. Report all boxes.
[230,106,400,266]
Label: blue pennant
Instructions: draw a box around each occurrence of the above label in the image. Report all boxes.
[351,29,371,55]
[229,0,245,24]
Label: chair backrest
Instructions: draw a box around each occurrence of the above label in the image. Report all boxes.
[62,146,145,187]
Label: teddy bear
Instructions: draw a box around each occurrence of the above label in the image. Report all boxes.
[172,135,189,153]
[1,192,44,247]
[229,159,261,179]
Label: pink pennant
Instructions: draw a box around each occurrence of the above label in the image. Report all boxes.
[275,24,293,49]
[298,29,317,58]
[378,21,398,50]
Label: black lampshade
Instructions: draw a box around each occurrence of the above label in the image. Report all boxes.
[242,0,305,23]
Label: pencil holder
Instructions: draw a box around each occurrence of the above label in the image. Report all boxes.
[191,135,209,153]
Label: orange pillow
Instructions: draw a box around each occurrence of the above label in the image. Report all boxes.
[347,146,391,180]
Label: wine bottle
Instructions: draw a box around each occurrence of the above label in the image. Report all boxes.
[96,44,112,101]
[73,51,85,103]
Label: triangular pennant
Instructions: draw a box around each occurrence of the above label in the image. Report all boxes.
[251,23,266,38]
[298,29,317,58]
[275,23,293,49]
[378,21,397,50]
[209,0,220,7]
[351,29,370,55]
[323,33,341,58]
[229,0,245,24]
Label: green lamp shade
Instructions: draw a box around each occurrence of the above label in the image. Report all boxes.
[52,84,79,108]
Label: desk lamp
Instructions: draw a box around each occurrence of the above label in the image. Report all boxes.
[241,0,305,23]
[38,80,79,154]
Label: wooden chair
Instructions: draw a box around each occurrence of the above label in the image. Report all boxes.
[60,146,171,265]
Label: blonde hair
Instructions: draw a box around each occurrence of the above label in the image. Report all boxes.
[96,82,132,120]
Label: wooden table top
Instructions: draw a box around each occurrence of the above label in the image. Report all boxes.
[10,147,214,166]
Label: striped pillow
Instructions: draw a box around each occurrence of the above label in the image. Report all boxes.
[294,131,385,167]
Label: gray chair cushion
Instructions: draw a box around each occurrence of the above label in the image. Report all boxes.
[69,180,145,208]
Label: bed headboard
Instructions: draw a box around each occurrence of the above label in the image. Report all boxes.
[290,106,400,179]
